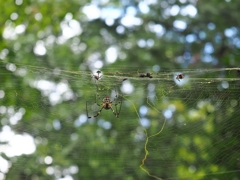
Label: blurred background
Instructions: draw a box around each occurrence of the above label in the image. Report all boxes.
[1,0,240,179]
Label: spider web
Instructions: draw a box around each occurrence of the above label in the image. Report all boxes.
[0,62,240,179]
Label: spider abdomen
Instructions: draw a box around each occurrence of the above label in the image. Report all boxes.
[102,97,113,110]
[103,103,111,109]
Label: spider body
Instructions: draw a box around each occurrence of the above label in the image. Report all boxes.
[102,96,112,109]
[86,91,122,118]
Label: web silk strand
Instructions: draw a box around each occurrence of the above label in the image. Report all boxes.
[123,96,166,180]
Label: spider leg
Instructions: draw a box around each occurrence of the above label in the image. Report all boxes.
[86,101,91,118]
[95,93,101,106]
[118,95,123,117]
[112,88,119,102]
[110,106,118,118]
[112,94,123,118]
[86,103,104,118]
[91,106,104,118]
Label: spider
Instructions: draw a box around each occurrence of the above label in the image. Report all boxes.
[86,91,122,118]
[176,74,184,81]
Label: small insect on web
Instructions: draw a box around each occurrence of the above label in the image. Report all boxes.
[91,70,102,81]
[176,73,184,81]
[137,71,153,78]
[86,88,123,118]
